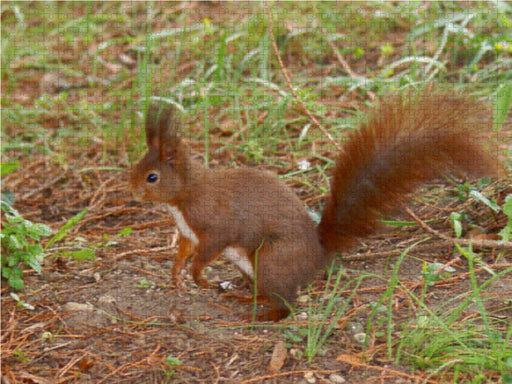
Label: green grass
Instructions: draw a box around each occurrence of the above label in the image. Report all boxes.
[4,2,510,165]
[303,263,367,363]
[2,2,511,382]
[395,245,512,383]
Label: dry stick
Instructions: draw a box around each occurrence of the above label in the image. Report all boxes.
[88,177,116,211]
[241,369,338,384]
[21,172,68,200]
[325,38,358,78]
[115,245,175,260]
[209,361,221,384]
[264,1,341,151]
[58,354,83,378]
[340,241,452,262]
[336,355,437,384]
[405,207,512,250]
[96,344,161,384]
[325,38,376,102]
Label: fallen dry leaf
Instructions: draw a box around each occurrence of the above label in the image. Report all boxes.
[268,339,287,372]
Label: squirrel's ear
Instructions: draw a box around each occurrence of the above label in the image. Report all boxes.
[144,100,181,150]
[162,143,184,168]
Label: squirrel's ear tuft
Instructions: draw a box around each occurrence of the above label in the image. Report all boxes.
[144,100,181,150]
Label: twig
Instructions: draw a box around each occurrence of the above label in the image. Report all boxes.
[210,361,221,384]
[325,38,358,78]
[405,207,512,250]
[88,177,118,211]
[325,38,376,102]
[337,354,437,384]
[339,241,445,261]
[58,354,83,378]
[115,245,175,260]
[21,172,67,200]
[241,369,338,384]
[264,1,341,151]
[96,344,162,384]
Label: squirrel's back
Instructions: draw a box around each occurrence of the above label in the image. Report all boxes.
[318,90,498,253]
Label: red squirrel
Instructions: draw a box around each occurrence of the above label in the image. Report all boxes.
[130,90,497,321]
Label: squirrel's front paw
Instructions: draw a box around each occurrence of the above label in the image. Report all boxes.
[193,275,210,289]
[171,275,185,290]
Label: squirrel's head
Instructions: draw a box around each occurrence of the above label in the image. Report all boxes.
[130,100,191,203]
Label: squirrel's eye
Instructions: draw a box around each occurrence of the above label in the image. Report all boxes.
[146,173,158,183]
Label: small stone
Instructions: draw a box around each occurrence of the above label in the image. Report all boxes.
[297,295,309,303]
[298,159,311,170]
[98,295,116,305]
[219,280,235,291]
[61,302,93,312]
[168,312,178,323]
[353,332,367,344]
[328,373,346,384]
[348,322,363,334]
[290,348,303,360]
[304,371,316,383]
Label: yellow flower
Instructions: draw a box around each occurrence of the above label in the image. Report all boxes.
[383,69,394,78]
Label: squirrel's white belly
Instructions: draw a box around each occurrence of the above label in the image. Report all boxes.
[166,204,254,279]
[166,204,199,245]
[223,247,254,279]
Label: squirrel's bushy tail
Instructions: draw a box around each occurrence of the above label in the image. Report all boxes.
[318,90,498,253]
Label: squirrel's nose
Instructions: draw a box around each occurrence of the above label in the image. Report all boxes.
[131,190,143,202]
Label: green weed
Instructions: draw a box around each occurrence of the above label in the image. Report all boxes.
[396,245,512,382]
[304,264,367,363]
[1,172,93,290]
[1,198,52,290]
